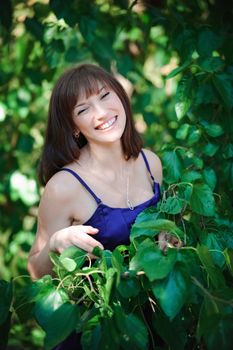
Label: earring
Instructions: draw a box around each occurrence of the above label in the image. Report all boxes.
[73,131,80,139]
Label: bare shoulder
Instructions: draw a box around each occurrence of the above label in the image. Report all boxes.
[39,169,84,220]
[42,169,82,202]
[142,148,163,185]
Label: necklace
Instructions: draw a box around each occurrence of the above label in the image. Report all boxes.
[126,161,134,210]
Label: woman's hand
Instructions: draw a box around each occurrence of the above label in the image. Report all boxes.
[158,231,183,252]
[49,225,104,254]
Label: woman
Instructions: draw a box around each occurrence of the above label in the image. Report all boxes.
[28,63,163,279]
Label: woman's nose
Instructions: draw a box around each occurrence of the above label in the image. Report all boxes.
[93,102,107,119]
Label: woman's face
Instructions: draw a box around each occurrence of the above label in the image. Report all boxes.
[72,83,126,145]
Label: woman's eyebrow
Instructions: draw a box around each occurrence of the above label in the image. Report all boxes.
[75,86,106,107]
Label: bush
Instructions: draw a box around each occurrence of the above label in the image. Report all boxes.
[0,0,232,349]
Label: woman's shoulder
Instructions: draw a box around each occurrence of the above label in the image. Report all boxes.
[42,167,83,203]
[141,148,163,185]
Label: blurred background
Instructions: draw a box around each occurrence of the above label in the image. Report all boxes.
[0,0,233,348]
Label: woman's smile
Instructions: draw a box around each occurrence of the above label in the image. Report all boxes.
[95,116,117,131]
[73,87,126,143]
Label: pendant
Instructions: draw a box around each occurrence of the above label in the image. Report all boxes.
[127,199,134,210]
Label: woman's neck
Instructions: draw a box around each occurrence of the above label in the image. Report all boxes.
[81,141,127,171]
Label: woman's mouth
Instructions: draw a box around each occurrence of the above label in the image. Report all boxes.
[96,116,117,130]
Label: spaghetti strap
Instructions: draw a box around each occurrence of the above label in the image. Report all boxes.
[140,149,156,183]
[140,150,160,195]
[59,168,101,204]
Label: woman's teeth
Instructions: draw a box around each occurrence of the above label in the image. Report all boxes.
[97,116,116,130]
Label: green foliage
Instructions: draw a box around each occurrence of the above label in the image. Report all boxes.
[3,200,233,349]
[1,0,233,349]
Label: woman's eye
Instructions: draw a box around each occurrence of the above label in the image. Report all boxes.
[77,108,88,115]
[100,92,110,100]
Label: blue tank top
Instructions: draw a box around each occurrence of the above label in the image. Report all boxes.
[60,150,160,250]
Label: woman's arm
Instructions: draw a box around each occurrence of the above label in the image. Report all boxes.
[28,176,103,279]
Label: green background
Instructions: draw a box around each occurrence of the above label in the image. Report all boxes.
[0,0,233,349]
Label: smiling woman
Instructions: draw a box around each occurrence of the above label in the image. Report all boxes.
[27,63,164,349]
[38,64,143,185]
[72,84,127,145]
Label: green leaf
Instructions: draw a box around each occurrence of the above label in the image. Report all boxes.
[224,248,233,276]
[181,171,202,183]
[187,127,201,145]
[197,29,223,57]
[198,298,233,350]
[59,257,77,272]
[197,296,220,340]
[163,150,182,182]
[203,123,224,137]
[60,246,87,271]
[81,322,101,350]
[213,73,233,110]
[49,252,64,269]
[92,246,104,258]
[173,29,196,59]
[133,205,160,226]
[152,264,189,320]
[114,305,149,349]
[153,311,187,350]
[197,56,224,73]
[49,0,77,26]
[175,76,193,120]
[196,245,225,288]
[202,168,217,190]
[97,249,112,271]
[160,196,185,214]
[79,16,97,45]
[117,276,141,298]
[103,268,117,305]
[111,248,124,274]
[190,184,215,216]
[34,289,69,329]
[166,60,191,79]
[175,123,190,140]
[14,275,54,322]
[44,303,80,350]
[195,83,217,105]
[203,142,219,157]
[45,39,65,68]
[25,17,44,42]
[192,155,204,169]
[0,311,11,350]
[201,233,225,267]
[123,314,148,349]
[131,219,184,241]
[130,245,177,281]
[222,143,233,159]
[0,280,12,326]
[204,314,233,350]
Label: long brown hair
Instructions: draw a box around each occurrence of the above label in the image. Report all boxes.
[39,64,142,185]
